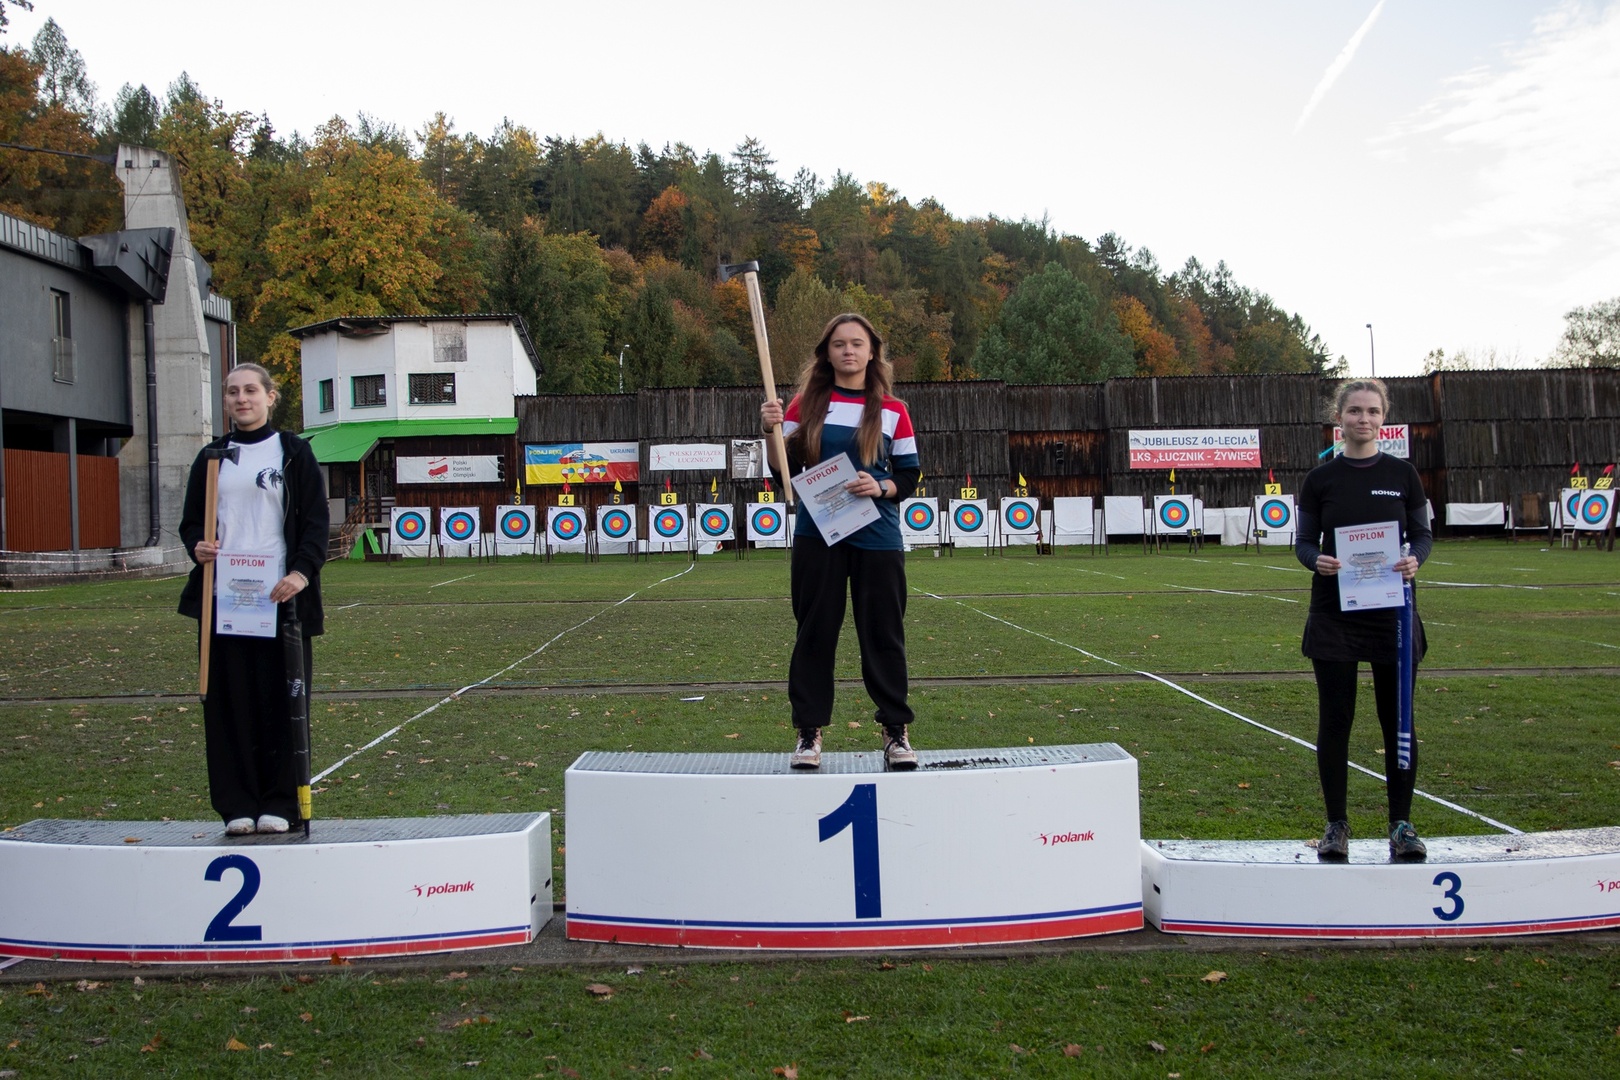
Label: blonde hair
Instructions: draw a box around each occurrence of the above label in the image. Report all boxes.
[1332,378,1388,418]
[225,362,278,397]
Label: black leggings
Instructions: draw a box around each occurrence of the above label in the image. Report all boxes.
[1311,659,1415,824]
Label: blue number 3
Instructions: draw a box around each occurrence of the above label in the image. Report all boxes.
[820,784,882,919]
[204,854,264,941]
[1432,871,1464,922]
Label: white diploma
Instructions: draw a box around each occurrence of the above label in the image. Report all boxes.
[790,453,880,544]
[215,552,282,638]
[1333,521,1403,612]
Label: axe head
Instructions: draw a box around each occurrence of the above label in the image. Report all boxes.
[717,260,760,284]
[203,445,241,465]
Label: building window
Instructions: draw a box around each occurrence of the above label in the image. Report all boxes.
[352,374,387,407]
[318,379,335,412]
[51,289,74,383]
[433,322,467,363]
[409,372,457,404]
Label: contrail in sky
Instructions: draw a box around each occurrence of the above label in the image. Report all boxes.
[1294,0,1387,133]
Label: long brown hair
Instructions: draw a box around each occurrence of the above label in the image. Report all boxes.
[786,313,896,467]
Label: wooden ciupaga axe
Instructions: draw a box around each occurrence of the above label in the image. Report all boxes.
[718,259,794,505]
[198,443,239,697]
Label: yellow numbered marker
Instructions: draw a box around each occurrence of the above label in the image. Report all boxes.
[659,492,679,506]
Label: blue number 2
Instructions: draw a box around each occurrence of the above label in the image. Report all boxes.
[203,854,264,941]
[819,784,882,919]
[1432,871,1464,922]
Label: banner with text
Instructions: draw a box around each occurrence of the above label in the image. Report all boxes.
[1332,424,1410,458]
[1128,429,1261,469]
[650,443,727,472]
[524,442,640,485]
[397,456,503,485]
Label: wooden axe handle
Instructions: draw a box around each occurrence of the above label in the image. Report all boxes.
[742,271,794,505]
[198,457,220,697]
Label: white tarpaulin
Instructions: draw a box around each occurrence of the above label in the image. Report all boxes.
[650,444,727,471]
[397,456,502,484]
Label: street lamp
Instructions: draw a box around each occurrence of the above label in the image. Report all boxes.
[1366,323,1376,378]
[618,344,630,393]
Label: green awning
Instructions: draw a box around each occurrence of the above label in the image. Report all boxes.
[302,418,519,464]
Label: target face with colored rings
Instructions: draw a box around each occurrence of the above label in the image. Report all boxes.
[1260,498,1292,528]
[550,510,584,540]
[654,509,686,537]
[444,512,477,540]
[499,510,532,540]
[600,508,633,539]
[1581,492,1612,525]
[750,506,783,536]
[1158,499,1190,529]
[1566,490,1583,520]
[905,503,936,531]
[953,504,984,532]
[700,508,733,537]
[394,511,427,540]
[1003,499,1036,531]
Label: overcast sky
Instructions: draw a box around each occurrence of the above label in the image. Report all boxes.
[14,0,1619,376]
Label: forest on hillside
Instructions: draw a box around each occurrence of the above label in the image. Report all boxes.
[3,18,1346,428]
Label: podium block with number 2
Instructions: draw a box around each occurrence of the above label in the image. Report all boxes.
[565,744,1142,949]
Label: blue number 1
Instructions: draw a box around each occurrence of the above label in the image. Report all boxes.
[203,854,264,941]
[819,784,881,919]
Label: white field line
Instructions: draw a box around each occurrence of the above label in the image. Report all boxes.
[1166,583,1299,604]
[313,563,696,782]
[429,574,477,589]
[1261,564,1312,574]
[914,589,1522,835]
[1428,580,1543,591]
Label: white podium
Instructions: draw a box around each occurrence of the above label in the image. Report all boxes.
[0,814,551,963]
[1143,827,1620,939]
[566,744,1142,949]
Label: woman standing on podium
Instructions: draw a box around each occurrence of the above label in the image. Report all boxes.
[179,364,327,836]
[760,313,922,771]
[1296,378,1431,863]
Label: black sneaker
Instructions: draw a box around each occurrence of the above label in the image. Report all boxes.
[1389,820,1427,862]
[790,727,822,770]
[882,725,918,771]
[1317,819,1350,862]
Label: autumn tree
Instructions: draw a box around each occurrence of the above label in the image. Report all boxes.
[0,35,115,234]
[1552,297,1620,368]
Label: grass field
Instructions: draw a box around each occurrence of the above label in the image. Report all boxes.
[2,540,1618,1075]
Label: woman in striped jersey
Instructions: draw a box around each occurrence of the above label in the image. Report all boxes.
[760,313,922,770]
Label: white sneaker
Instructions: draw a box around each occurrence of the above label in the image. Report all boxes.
[882,725,918,770]
[790,728,822,770]
[225,817,256,836]
[256,814,290,834]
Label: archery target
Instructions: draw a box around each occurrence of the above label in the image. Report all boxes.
[440,507,479,543]
[1558,488,1583,529]
[547,507,587,546]
[1002,498,1039,534]
[1154,495,1194,535]
[652,506,688,544]
[597,505,635,540]
[949,499,989,545]
[391,507,430,544]
[747,503,785,543]
[496,505,534,541]
[901,498,939,544]
[1576,489,1614,531]
[1253,494,1295,539]
[696,503,735,539]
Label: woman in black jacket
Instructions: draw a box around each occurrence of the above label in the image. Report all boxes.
[179,364,327,835]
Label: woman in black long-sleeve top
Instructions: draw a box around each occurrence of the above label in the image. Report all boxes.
[178,364,327,836]
[1296,378,1431,863]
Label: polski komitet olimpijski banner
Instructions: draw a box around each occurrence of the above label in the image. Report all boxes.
[1128,429,1261,469]
[397,456,502,484]
[525,443,639,485]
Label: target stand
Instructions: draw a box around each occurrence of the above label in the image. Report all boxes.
[565,744,1143,950]
[1142,826,1620,939]
[0,814,551,964]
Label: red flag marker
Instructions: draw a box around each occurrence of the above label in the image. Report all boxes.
[1572,462,1582,475]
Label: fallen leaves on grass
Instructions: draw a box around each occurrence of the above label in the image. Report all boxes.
[225,1036,250,1051]
[586,983,614,998]
[772,1066,799,1078]
[1064,1044,1084,1056]
[1202,970,1228,983]
[843,1012,869,1023]
[139,1033,163,1053]
[1150,1040,1167,1053]
[441,972,469,982]
[691,1049,714,1061]
[453,1016,492,1027]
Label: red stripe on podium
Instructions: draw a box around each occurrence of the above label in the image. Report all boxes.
[0,929,532,964]
[567,910,1142,949]
[1159,914,1620,938]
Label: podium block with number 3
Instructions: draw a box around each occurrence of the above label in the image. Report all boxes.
[565,744,1142,949]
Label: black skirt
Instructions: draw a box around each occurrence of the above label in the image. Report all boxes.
[1302,608,1427,665]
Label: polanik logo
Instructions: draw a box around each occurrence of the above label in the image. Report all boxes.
[1038,830,1095,846]
[413,880,476,898]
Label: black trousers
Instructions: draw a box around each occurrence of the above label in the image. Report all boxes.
[203,631,310,823]
[789,532,913,731]
[1311,659,1416,824]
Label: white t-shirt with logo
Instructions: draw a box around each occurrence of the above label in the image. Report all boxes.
[215,435,287,591]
